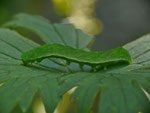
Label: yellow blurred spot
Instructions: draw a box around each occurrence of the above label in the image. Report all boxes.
[33,98,46,113]
[0,83,4,87]
[55,92,72,113]
[66,15,103,35]
[52,0,103,35]
[54,88,76,113]
[51,0,73,16]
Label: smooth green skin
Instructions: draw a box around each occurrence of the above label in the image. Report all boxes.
[21,44,132,69]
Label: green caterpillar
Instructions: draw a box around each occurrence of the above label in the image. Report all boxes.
[21,44,132,70]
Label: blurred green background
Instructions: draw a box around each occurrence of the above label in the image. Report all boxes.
[0,0,150,51]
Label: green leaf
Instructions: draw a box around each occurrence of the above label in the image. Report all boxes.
[0,28,63,113]
[99,74,150,113]
[0,12,94,113]
[21,44,132,69]
[71,73,103,113]
[0,73,61,113]
[107,34,150,73]
[61,72,150,113]
[124,34,150,65]
[1,13,150,113]
[3,13,93,49]
[58,34,150,113]
[3,13,94,73]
